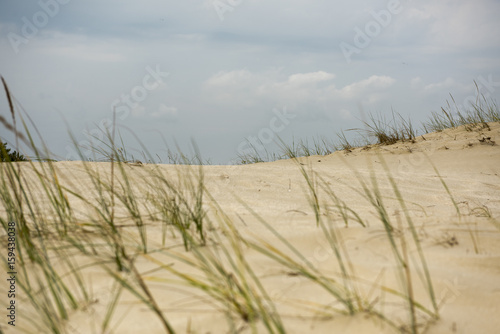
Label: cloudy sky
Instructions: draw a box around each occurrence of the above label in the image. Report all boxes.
[0,0,499,164]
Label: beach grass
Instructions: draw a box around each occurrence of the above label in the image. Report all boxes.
[0,77,498,333]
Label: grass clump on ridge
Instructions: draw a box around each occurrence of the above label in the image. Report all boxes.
[354,110,417,146]
[423,83,500,133]
[236,85,498,163]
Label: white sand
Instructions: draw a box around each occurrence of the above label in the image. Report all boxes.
[1,123,499,333]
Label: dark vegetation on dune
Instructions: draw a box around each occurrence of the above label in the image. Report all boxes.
[1,142,27,162]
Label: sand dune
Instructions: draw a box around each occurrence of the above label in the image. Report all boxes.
[1,123,499,334]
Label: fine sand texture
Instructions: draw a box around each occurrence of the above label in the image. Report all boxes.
[1,123,499,334]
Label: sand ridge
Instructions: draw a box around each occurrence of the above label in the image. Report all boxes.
[0,123,499,333]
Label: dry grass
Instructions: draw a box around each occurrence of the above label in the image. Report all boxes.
[0,77,498,333]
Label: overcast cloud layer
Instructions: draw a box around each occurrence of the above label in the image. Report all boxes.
[1,0,499,163]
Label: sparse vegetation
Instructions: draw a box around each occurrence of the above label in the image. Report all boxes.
[422,83,499,134]
[354,110,417,146]
[236,89,498,163]
[0,77,498,333]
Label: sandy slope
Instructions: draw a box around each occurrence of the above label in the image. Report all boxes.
[1,123,499,334]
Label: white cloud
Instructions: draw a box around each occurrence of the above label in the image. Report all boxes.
[411,77,422,88]
[131,105,146,117]
[338,75,396,99]
[173,34,206,41]
[255,71,336,104]
[205,70,254,86]
[405,0,500,51]
[287,71,335,85]
[203,70,397,114]
[45,44,125,62]
[339,108,353,120]
[38,32,126,62]
[424,77,457,91]
[150,104,178,120]
[406,8,433,21]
